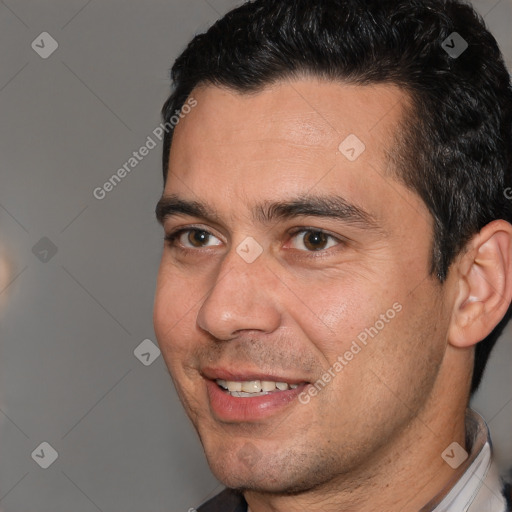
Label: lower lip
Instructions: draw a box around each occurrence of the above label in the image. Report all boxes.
[205,379,307,422]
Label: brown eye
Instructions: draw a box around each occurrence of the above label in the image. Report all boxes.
[165,228,222,249]
[290,229,339,252]
[303,231,329,251]
[187,230,211,247]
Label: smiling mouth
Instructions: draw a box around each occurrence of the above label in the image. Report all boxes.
[215,379,305,397]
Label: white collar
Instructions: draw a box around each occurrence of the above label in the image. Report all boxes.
[422,409,506,512]
[246,410,506,512]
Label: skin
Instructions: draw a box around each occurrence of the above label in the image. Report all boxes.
[153,78,512,511]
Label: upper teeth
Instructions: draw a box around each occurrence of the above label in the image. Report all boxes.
[216,379,299,394]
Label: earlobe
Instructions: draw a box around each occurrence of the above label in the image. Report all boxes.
[448,220,512,349]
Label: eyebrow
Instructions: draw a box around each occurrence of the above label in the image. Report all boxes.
[155,193,380,230]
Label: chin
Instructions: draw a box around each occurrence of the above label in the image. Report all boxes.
[204,447,279,490]
[211,467,331,497]
[203,444,333,496]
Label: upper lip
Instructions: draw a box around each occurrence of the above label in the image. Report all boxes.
[201,367,309,384]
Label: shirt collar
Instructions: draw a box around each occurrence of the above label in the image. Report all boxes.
[421,408,506,512]
[247,409,506,512]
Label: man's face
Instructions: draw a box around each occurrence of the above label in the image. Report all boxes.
[154,79,451,492]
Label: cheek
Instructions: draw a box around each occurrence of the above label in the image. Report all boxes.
[350,283,447,406]
[153,261,202,359]
[288,270,443,407]
[289,274,394,362]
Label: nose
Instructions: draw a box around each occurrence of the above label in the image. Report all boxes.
[196,247,281,341]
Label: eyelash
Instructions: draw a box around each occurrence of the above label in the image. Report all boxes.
[164,226,344,255]
[164,227,219,249]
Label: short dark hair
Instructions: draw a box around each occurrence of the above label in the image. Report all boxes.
[160,0,512,395]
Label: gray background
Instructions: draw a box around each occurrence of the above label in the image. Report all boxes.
[0,1,510,511]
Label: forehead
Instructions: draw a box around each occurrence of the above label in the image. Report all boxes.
[172,78,407,149]
[164,78,418,223]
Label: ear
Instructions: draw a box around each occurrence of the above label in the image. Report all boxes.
[448,220,512,348]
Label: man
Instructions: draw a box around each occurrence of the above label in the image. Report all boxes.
[153,0,512,510]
